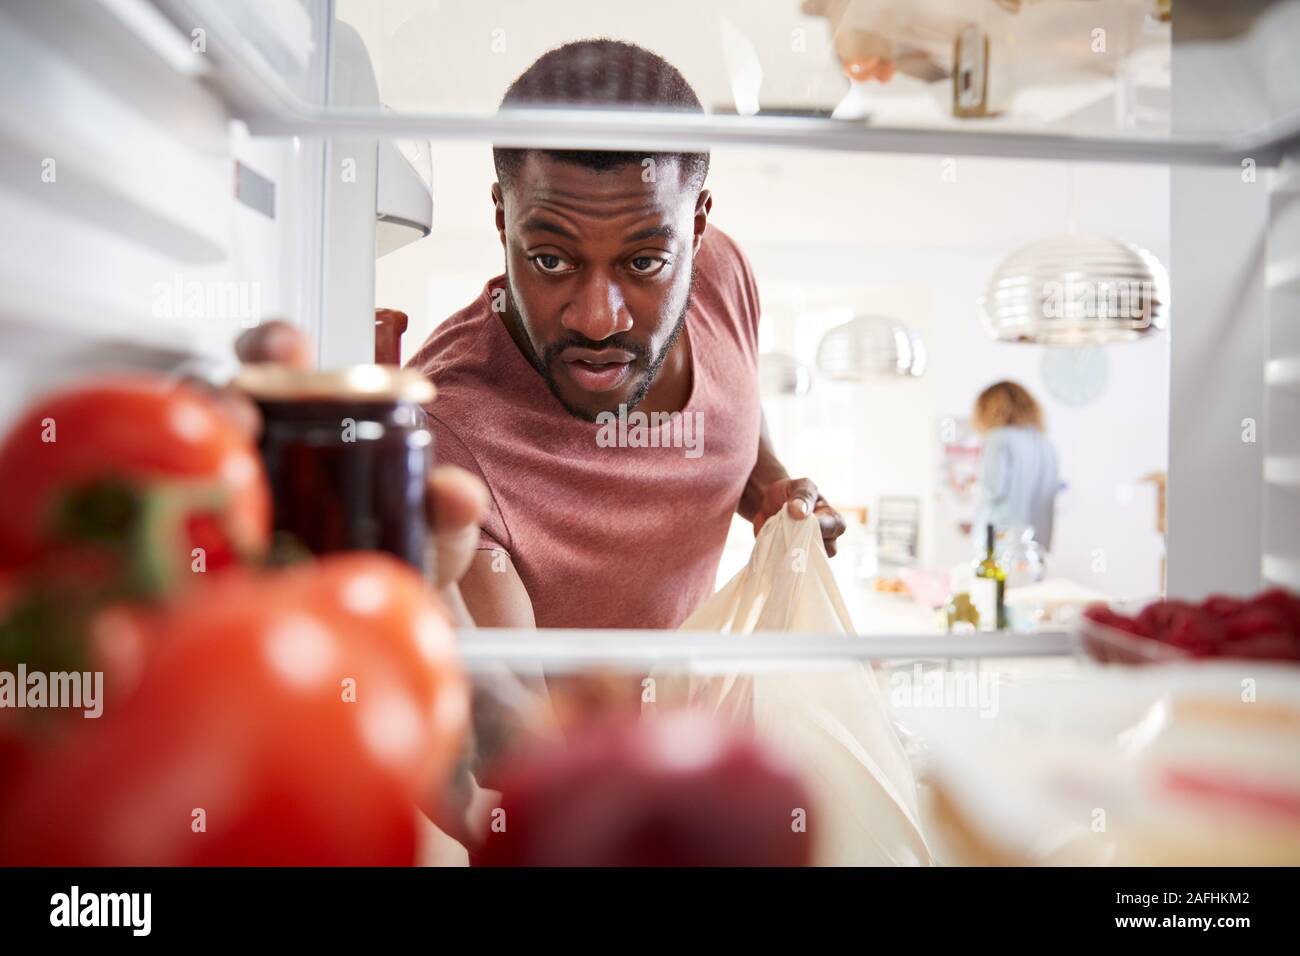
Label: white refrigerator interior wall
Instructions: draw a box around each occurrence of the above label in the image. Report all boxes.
[1166,163,1267,600]
[0,0,328,421]
[1264,155,1300,592]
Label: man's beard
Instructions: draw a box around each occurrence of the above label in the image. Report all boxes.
[502,264,695,422]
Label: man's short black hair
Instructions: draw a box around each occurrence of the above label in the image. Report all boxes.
[493,39,710,193]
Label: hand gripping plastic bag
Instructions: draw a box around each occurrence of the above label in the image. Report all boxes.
[647,510,932,866]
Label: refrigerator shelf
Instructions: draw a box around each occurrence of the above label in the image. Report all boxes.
[248,105,1292,168]
[456,627,1075,670]
[148,0,1300,168]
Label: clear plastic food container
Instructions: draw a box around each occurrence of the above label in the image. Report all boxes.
[1075,613,1191,665]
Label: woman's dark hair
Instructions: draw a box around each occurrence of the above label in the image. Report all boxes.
[492,39,710,192]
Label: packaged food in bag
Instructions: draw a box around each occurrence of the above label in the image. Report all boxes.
[647,510,933,866]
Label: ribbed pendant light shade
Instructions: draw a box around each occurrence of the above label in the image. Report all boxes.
[979,234,1169,345]
[815,315,927,381]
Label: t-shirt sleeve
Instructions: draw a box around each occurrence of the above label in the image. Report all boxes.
[731,236,762,354]
[426,409,511,554]
[702,226,762,360]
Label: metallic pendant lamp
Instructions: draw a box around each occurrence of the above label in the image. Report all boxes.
[759,351,814,396]
[815,314,927,381]
[979,234,1169,345]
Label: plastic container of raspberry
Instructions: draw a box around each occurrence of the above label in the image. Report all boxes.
[1076,613,1192,665]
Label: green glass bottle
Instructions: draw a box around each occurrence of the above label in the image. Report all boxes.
[971,524,1006,631]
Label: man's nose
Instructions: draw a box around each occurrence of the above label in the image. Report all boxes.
[562,273,632,341]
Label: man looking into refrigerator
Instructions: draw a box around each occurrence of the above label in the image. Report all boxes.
[235,38,848,853]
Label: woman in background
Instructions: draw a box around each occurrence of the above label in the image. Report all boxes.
[971,381,1060,551]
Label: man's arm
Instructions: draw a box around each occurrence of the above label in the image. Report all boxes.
[739,411,848,557]
[419,416,536,628]
[430,541,547,852]
[455,550,536,628]
[738,412,791,523]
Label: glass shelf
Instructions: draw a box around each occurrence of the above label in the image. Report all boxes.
[456,627,1076,672]
[148,0,1300,165]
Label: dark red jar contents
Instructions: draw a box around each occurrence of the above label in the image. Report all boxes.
[237,365,435,576]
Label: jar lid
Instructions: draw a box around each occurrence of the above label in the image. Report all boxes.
[234,364,435,404]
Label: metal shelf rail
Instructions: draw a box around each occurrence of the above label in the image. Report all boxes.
[457,628,1076,670]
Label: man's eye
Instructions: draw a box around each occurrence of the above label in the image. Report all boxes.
[629,256,667,276]
[531,254,574,274]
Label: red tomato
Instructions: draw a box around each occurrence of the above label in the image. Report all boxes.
[0,376,269,575]
[0,555,467,866]
[274,553,469,803]
[0,715,34,817]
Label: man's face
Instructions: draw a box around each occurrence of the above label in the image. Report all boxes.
[494,153,709,421]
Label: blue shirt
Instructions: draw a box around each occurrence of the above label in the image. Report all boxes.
[973,426,1060,551]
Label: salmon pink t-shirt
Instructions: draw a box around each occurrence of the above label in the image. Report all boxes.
[407,226,762,629]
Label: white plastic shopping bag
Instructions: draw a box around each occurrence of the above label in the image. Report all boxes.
[648,510,933,866]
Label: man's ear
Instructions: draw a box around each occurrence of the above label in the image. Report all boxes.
[692,189,713,254]
[491,183,506,247]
